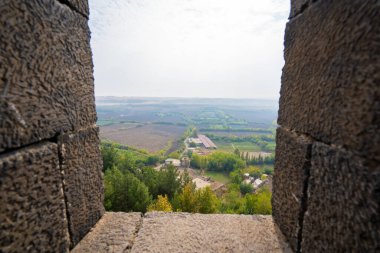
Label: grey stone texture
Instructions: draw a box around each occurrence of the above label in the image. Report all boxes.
[275,0,380,252]
[272,127,312,251]
[131,212,292,253]
[59,126,105,247]
[301,142,380,252]
[62,0,89,18]
[0,0,96,152]
[1,0,104,250]
[289,0,310,18]
[278,0,380,162]
[0,142,70,253]
[71,212,142,253]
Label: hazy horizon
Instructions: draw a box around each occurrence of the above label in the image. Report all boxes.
[89,0,289,99]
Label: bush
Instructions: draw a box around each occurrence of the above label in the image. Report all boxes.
[240,183,253,195]
[147,195,172,212]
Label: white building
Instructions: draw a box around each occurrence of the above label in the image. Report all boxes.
[192,178,211,189]
[253,179,263,189]
[165,158,181,167]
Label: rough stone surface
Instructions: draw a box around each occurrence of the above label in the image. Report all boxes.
[59,126,105,247]
[0,142,70,253]
[301,142,380,252]
[272,127,312,251]
[59,0,89,18]
[289,0,310,18]
[0,0,96,152]
[71,212,142,253]
[131,212,292,253]
[279,0,380,161]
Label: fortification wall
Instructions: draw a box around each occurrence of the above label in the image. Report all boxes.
[1,0,379,252]
[273,0,380,252]
[0,0,104,252]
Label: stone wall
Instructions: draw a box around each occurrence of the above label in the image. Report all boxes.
[0,0,104,252]
[1,0,379,252]
[273,0,380,252]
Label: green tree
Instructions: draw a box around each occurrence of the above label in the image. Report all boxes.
[234,147,240,157]
[207,152,245,172]
[240,182,253,195]
[242,194,257,214]
[157,165,182,199]
[118,152,137,174]
[173,183,198,212]
[190,153,207,169]
[219,184,243,213]
[252,187,272,214]
[138,167,160,197]
[101,143,119,171]
[197,186,220,214]
[229,169,243,184]
[104,166,151,212]
[145,155,159,166]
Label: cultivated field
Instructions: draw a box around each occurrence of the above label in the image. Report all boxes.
[212,140,263,152]
[99,123,186,153]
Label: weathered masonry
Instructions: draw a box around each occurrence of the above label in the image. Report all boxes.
[273,0,380,252]
[0,0,379,252]
[0,0,104,251]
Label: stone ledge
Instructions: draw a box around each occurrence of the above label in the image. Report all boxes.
[71,212,142,253]
[72,212,292,253]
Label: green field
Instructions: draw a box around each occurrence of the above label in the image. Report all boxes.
[204,171,231,184]
[213,140,262,152]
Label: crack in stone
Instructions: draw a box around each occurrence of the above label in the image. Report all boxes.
[296,141,312,253]
[125,214,144,253]
[57,142,75,249]
[56,0,88,19]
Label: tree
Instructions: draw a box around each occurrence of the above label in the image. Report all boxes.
[138,167,160,197]
[240,182,253,195]
[242,194,257,214]
[190,153,207,169]
[173,183,198,212]
[219,184,243,213]
[145,155,159,166]
[101,143,119,171]
[118,152,137,174]
[157,165,182,199]
[252,187,272,214]
[147,195,172,212]
[197,187,220,214]
[104,166,151,212]
[172,184,219,214]
[207,152,245,172]
[229,169,242,184]
[234,148,240,157]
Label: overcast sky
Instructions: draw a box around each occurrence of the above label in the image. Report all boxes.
[89,0,289,99]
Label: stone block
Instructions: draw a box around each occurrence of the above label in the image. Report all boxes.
[272,127,312,251]
[0,0,96,152]
[278,0,380,161]
[0,142,70,253]
[61,0,89,18]
[301,142,380,252]
[59,126,105,247]
[131,212,292,253]
[71,212,142,253]
[289,0,310,19]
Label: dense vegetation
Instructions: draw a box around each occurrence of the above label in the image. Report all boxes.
[101,142,272,214]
